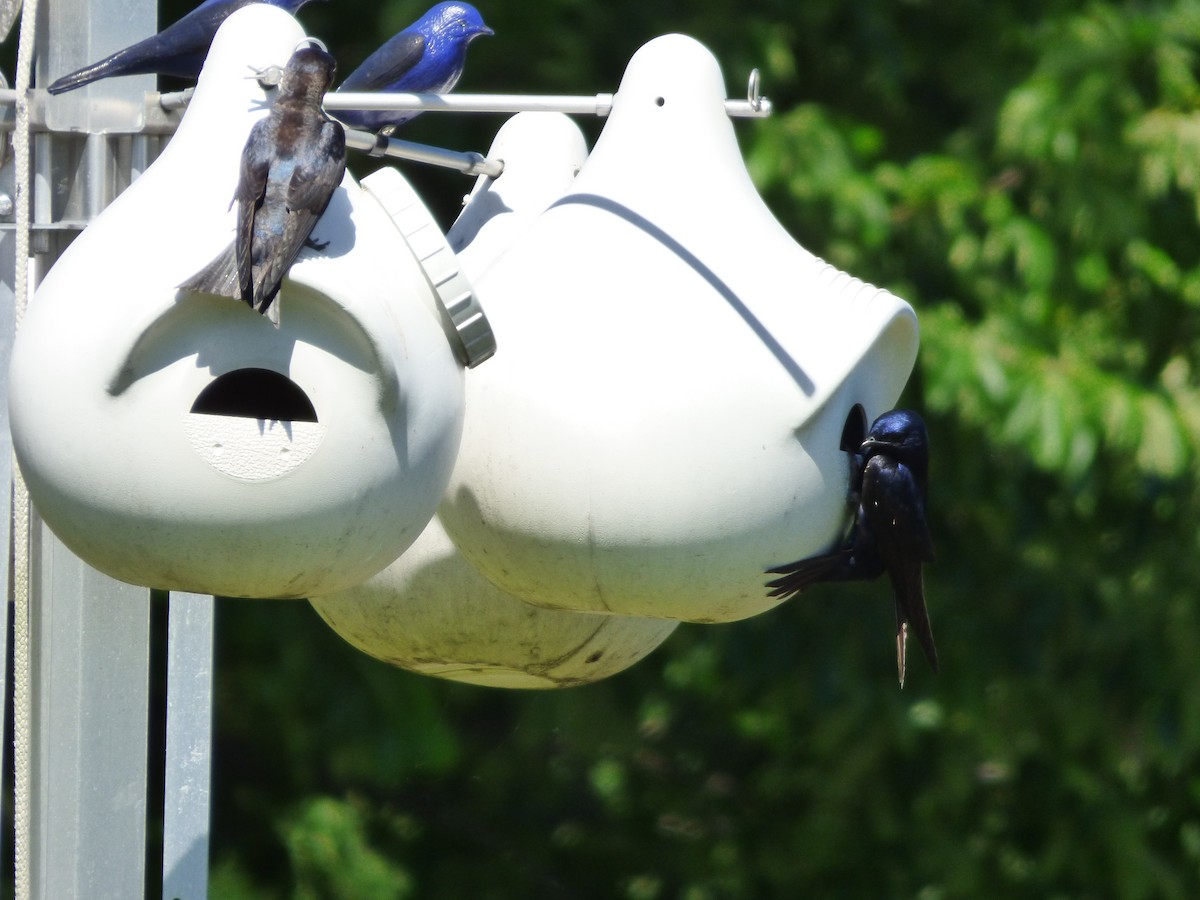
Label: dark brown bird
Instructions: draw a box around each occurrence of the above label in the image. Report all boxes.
[180,40,346,326]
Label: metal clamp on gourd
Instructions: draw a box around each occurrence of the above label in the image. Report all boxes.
[362,167,496,367]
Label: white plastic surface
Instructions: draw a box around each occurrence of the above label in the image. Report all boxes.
[311,514,677,689]
[182,415,326,482]
[438,34,920,622]
[8,6,465,598]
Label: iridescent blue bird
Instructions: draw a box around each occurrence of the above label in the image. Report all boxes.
[47,0,320,95]
[179,41,346,326]
[766,409,939,687]
[331,1,493,134]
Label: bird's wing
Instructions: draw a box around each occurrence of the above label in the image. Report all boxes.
[46,0,251,92]
[340,33,426,91]
[285,122,346,213]
[233,121,273,304]
[253,123,346,318]
[764,547,856,600]
[144,0,258,76]
[865,457,935,563]
[862,457,939,676]
[893,560,938,676]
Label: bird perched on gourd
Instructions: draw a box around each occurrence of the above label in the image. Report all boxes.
[331,1,493,134]
[179,40,346,326]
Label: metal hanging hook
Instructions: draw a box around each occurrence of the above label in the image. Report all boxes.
[747,68,764,113]
[294,37,329,54]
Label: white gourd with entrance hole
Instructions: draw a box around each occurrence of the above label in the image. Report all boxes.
[8,6,467,598]
[437,33,920,623]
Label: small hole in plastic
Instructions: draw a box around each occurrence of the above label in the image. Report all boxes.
[654,96,665,107]
[191,368,317,422]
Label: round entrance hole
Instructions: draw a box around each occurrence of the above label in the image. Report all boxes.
[190,368,317,422]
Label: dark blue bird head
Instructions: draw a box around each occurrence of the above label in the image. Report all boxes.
[415,2,494,56]
[861,409,930,487]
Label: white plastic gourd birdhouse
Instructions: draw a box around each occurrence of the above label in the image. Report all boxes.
[8,6,471,598]
[438,34,919,623]
[312,111,675,688]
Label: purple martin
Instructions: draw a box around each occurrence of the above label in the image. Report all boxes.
[766,409,939,687]
[46,0,320,95]
[331,1,493,134]
[180,41,346,326]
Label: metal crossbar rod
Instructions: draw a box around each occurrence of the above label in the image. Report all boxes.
[323,88,772,118]
[344,128,502,176]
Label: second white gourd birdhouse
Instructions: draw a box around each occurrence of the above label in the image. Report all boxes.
[438,34,918,623]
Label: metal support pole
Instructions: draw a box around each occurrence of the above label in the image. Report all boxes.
[162,593,214,900]
[27,528,151,899]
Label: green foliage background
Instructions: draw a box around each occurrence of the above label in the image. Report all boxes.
[157,0,1200,895]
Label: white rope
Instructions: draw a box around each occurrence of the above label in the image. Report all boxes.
[10,464,30,900]
[12,0,40,892]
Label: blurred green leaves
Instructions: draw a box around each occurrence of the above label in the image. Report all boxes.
[284,797,414,900]
[750,1,1200,499]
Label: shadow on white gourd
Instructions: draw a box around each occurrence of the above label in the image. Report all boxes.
[311,514,677,689]
[8,6,464,598]
[438,34,919,623]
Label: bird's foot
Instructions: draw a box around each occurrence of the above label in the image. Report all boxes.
[248,64,282,89]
